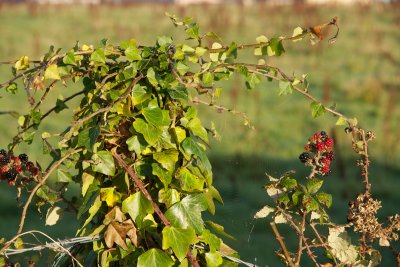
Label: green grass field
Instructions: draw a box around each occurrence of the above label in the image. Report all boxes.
[0,3,399,266]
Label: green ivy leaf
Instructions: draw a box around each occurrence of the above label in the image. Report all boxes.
[162,226,197,261]
[202,229,221,252]
[57,169,72,183]
[29,110,42,125]
[315,192,332,208]
[143,107,170,127]
[202,72,214,85]
[176,167,204,192]
[131,84,150,105]
[126,135,142,155]
[152,163,173,188]
[90,48,106,64]
[206,252,223,267]
[44,64,61,80]
[147,67,158,87]
[122,191,154,226]
[187,117,208,143]
[22,131,35,144]
[133,118,162,146]
[137,248,174,267]
[306,178,323,194]
[63,51,76,65]
[176,61,189,76]
[125,45,142,61]
[167,85,189,101]
[185,24,199,39]
[310,101,326,118]
[91,151,115,176]
[158,188,180,208]
[278,80,293,96]
[165,194,208,234]
[153,149,179,171]
[77,127,100,151]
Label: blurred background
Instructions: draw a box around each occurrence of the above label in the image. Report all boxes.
[0,0,399,266]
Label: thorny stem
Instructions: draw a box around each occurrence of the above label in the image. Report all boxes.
[270,222,295,267]
[295,211,307,266]
[0,148,83,255]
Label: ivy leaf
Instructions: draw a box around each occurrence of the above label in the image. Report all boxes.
[57,169,72,183]
[104,222,128,251]
[77,127,100,151]
[205,252,223,267]
[133,118,162,146]
[158,188,180,208]
[100,187,121,207]
[162,226,197,261]
[63,51,76,65]
[147,67,158,87]
[279,177,297,189]
[90,48,106,64]
[91,151,115,176]
[44,64,61,80]
[310,101,326,118]
[131,84,150,105]
[202,72,214,85]
[185,24,199,39]
[122,191,154,226]
[187,118,208,143]
[176,62,189,76]
[278,80,293,96]
[126,135,142,155]
[45,206,63,226]
[176,167,204,192]
[165,194,208,234]
[125,45,142,61]
[306,178,323,194]
[152,163,173,188]
[137,249,174,267]
[201,229,221,252]
[167,85,188,101]
[143,107,170,127]
[153,149,179,171]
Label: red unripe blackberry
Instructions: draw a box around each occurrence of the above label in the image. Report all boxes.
[322,158,331,166]
[325,138,334,147]
[304,145,310,151]
[316,142,325,151]
[322,166,330,174]
[15,165,22,173]
[13,157,21,165]
[313,133,321,140]
[326,151,335,161]
[1,165,9,173]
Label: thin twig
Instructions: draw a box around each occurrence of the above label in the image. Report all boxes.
[112,151,200,267]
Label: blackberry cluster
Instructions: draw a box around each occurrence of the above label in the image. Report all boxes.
[0,149,39,185]
[299,131,335,176]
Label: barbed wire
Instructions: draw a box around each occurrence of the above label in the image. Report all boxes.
[1,233,262,267]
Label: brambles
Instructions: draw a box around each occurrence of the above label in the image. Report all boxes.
[299,131,335,177]
[0,149,39,185]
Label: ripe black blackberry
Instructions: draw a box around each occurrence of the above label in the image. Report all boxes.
[320,131,327,137]
[326,151,335,161]
[5,169,17,180]
[18,154,29,163]
[299,152,311,163]
[0,156,10,164]
[0,149,7,156]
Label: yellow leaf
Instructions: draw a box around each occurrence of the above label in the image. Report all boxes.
[100,187,121,207]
